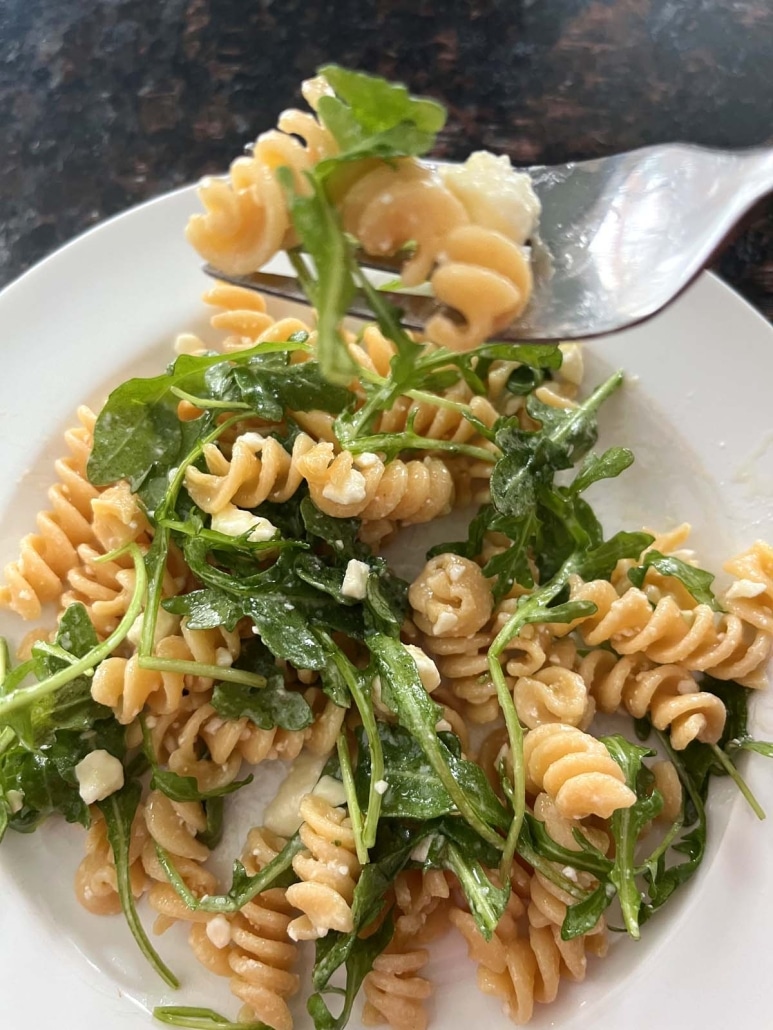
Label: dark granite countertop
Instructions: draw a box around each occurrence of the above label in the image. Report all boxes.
[2,0,773,318]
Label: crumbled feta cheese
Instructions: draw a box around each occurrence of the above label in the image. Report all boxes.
[410,837,434,864]
[354,452,379,469]
[561,866,579,883]
[726,579,767,599]
[441,151,541,245]
[404,644,441,693]
[205,915,231,949]
[447,562,465,583]
[321,469,367,506]
[341,559,370,600]
[211,504,277,542]
[432,611,459,635]
[374,779,389,796]
[6,789,24,814]
[127,607,180,648]
[264,752,329,837]
[214,647,234,668]
[435,719,453,733]
[558,343,584,386]
[75,750,125,806]
[312,775,348,809]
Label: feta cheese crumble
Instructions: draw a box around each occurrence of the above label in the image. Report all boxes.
[211,503,277,543]
[75,750,125,806]
[341,559,370,600]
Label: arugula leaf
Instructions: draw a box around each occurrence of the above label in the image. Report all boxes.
[602,735,662,940]
[312,821,417,990]
[300,497,367,558]
[354,723,466,821]
[87,341,312,492]
[308,915,394,1030]
[315,64,445,172]
[569,447,635,497]
[163,589,244,632]
[476,342,564,369]
[562,882,617,939]
[154,832,303,914]
[369,634,508,847]
[99,781,179,986]
[519,813,612,880]
[628,550,723,611]
[211,641,314,732]
[437,840,510,940]
[279,175,358,385]
[199,797,225,850]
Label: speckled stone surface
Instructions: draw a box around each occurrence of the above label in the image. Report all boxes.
[2,0,773,316]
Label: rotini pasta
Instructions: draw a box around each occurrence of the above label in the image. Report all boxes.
[409,554,493,638]
[296,443,454,525]
[0,407,100,619]
[577,650,726,749]
[563,575,772,689]
[523,723,637,820]
[285,794,361,941]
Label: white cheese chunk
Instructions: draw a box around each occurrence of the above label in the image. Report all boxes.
[321,469,367,505]
[404,644,441,693]
[312,775,348,809]
[75,750,125,806]
[341,559,370,600]
[726,579,767,599]
[558,343,584,386]
[6,789,24,814]
[126,607,180,648]
[441,151,541,245]
[211,503,277,543]
[205,915,232,949]
[354,452,379,469]
[374,779,389,795]
[263,752,329,837]
[433,611,459,635]
[214,647,234,668]
[410,836,434,864]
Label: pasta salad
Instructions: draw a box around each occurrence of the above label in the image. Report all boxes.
[0,67,772,1030]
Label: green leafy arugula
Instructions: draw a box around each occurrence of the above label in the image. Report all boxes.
[628,549,723,611]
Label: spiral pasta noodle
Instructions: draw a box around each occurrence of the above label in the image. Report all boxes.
[565,575,772,689]
[362,946,434,1030]
[409,554,493,638]
[451,860,606,1026]
[91,622,241,724]
[723,540,773,633]
[169,826,300,1030]
[185,432,314,515]
[513,666,595,731]
[296,443,454,525]
[523,723,637,820]
[0,406,101,619]
[74,807,149,916]
[420,603,552,725]
[339,157,535,351]
[577,650,726,749]
[186,84,338,277]
[285,794,361,941]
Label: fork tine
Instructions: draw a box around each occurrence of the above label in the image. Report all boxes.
[202,265,433,329]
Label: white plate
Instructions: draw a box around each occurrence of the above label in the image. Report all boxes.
[1,186,773,1030]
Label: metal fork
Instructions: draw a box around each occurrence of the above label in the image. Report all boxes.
[204,144,773,341]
